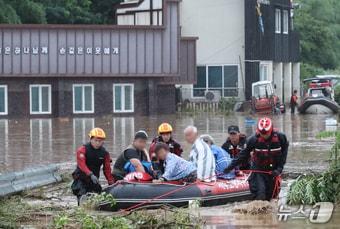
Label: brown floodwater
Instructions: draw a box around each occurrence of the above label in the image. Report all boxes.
[0,112,336,173]
[1,112,340,228]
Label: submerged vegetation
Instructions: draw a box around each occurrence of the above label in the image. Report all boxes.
[0,191,204,228]
[287,131,340,205]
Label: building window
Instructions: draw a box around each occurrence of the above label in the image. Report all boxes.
[113,84,134,113]
[30,85,51,114]
[283,10,289,34]
[73,84,94,113]
[275,9,281,33]
[0,85,8,115]
[260,64,269,81]
[193,65,238,97]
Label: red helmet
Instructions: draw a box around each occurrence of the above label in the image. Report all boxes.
[257,117,273,135]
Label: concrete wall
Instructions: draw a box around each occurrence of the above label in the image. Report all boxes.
[179,0,245,100]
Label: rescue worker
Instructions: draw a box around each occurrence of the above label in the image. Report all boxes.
[113,130,152,180]
[71,128,114,204]
[149,123,183,159]
[149,123,183,175]
[200,134,235,180]
[221,125,250,170]
[224,117,289,200]
[290,89,299,114]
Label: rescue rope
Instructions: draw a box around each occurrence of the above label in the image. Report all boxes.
[240,169,282,199]
[121,170,281,212]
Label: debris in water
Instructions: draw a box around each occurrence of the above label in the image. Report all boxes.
[232,201,275,215]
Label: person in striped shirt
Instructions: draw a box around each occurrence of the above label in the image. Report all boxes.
[184,126,216,182]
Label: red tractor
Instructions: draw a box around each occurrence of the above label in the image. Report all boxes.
[251,81,284,114]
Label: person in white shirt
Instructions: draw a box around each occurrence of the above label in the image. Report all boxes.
[184,126,216,182]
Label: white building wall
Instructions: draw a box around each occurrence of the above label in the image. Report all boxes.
[283,63,292,104]
[179,0,245,100]
[273,62,283,101]
[292,63,301,96]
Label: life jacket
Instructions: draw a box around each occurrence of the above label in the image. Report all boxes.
[225,134,247,158]
[252,132,282,170]
[290,95,298,105]
[83,143,108,178]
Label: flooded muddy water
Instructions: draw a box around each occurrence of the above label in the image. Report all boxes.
[0,112,337,173]
[1,112,339,228]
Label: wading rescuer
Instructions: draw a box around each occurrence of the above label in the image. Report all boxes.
[149,123,183,159]
[71,128,114,204]
[224,117,289,200]
[221,125,250,171]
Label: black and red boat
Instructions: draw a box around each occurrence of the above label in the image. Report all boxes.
[299,77,340,114]
[97,172,252,211]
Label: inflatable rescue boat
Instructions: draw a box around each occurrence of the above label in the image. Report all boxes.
[98,172,252,211]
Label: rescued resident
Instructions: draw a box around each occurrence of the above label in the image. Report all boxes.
[184,125,216,182]
[200,134,235,179]
[153,143,196,183]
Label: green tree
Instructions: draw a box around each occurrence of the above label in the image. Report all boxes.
[0,0,21,24]
[10,0,47,24]
[295,0,340,79]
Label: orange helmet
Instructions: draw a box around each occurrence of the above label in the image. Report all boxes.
[257,117,273,135]
[89,128,106,139]
[158,123,173,135]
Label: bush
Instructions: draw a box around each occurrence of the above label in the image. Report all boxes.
[287,130,340,205]
[334,85,340,104]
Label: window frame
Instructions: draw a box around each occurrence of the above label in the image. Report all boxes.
[282,10,289,34]
[259,63,270,81]
[72,84,95,114]
[192,65,239,98]
[29,84,52,115]
[275,9,282,34]
[0,85,8,115]
[113,83,134,113]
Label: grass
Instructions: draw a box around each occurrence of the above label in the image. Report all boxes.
[287,130,340,205]
[0,192,204,228]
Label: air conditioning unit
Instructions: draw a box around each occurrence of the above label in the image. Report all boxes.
[205,90,221,102]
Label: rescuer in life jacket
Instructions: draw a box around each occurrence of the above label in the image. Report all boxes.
[221,125,250,171]
[149,123,183,175]
[224,117,289,200]
[113,130,153,180]
[71,128,114,204]
[149,123,183,159]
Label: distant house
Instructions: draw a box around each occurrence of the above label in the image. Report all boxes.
[180,0,300,103]
[0,0,196,118]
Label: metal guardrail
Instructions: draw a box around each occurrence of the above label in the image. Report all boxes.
[0,164,62,197]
